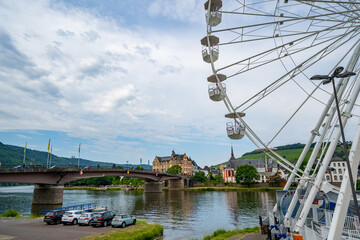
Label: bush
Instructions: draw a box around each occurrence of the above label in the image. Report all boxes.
[2,209,20,217]
[193,171,207,183]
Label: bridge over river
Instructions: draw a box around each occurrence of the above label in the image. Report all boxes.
[0,168,189,215]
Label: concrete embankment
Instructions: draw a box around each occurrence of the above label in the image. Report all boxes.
[0,217,122,240]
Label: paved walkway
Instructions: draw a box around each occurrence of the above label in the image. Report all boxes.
[226,233,266,240]
[0,217,119,240]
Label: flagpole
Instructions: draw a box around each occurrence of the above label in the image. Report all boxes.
[49,146,52,167]
[46,139,50,169]
[78,143,81,169]
[23,142,27,166]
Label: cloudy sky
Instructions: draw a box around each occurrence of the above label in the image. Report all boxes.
[0,0,359,167]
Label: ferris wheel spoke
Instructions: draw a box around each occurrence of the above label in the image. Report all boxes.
[296,0,360,19]
[217,26,357,78]
[297,0,360,4]
[214,20,355,49]
[227,0,277,16]
[233,35,360,111]
[210,9,358,35]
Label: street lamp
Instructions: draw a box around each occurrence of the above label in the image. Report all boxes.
[310,66,359,218]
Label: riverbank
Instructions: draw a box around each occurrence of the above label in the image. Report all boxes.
[64,186,283,192]
[185,186,283,192]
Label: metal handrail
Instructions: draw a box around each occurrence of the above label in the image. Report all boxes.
[39,203,96,217]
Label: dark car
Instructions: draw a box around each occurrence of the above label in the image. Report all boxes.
[44,210,65,225]
[90,211,116,227]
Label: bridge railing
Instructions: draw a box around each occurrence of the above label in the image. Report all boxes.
[0,164,152,171]
[38,203,96,217]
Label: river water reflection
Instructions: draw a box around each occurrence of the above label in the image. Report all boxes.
[0,186,276,239]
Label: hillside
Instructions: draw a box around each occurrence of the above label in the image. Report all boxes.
[0,142,151,170]
[212,143,347,169]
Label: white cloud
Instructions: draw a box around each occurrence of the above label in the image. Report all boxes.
[0,0,226,164]
[148,0,204,23]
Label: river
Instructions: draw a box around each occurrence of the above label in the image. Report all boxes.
[0,186,276,239]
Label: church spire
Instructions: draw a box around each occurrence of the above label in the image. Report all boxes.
[229,145,236,161]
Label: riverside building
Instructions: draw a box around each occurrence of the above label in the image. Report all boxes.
[152,150,198,176]
[221,147,280,183]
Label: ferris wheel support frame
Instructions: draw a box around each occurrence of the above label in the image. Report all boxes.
[275,36,360,222]
[282,55,356,225]
[328,117,360,240]
[294,42,360,232]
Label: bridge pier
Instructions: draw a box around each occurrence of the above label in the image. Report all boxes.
[144,181,162,193]
[168,179,184,191]
[31,184,64,216]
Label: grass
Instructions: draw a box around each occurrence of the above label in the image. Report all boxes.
[1,209,40,219]
[79,221,163,240]
[186,187,283,192]
[2,209,21,217]
[201,227,259,240]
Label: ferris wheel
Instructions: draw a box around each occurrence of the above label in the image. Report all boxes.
[202,0,360,238]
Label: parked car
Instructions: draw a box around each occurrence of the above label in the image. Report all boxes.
[78,212,95,226]
[61,210,85,225]
[90,211,116,227]
[111,214,136,228]
[43,210,65,225]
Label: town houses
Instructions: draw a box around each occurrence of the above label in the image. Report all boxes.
[220,147,286,183]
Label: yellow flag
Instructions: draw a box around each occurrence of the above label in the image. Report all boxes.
[47,139,50,151]
[24,143,27,153]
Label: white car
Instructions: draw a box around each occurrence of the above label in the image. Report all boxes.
[78,213,95,226]
[61,210,85,225]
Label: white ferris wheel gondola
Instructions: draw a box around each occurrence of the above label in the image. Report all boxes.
[200,35,219,63]
[204,0,222,27]
[225,112,246,140]
[207,74,227,101]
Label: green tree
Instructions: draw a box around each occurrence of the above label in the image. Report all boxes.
[192,171,207,183]
[112,177,145,186]
[214,174,224,184]
[235,164,259,187]
[135,166,144,170]
[167,165,182,174]
[207,171,215,180]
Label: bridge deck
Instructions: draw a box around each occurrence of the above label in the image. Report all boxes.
[0,168,183,184]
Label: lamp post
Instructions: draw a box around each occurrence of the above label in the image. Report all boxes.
[310,66,359,219]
